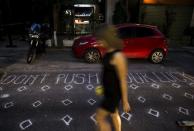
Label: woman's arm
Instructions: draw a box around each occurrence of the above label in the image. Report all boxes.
[112,52,131,112]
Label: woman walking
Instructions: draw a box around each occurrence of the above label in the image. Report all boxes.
[95,24,131,131]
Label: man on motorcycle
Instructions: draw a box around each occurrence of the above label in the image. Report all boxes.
[30,22,51,53]
[26,22,51,64]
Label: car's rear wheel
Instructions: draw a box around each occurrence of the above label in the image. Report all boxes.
[150,49,164,64]
[84,49,101,63]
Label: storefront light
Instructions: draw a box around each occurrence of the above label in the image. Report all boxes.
[74,4,95,8]
[75,13,92,17]
[74,4,96,12]
[64,10,72,15]
[74,19,89,24]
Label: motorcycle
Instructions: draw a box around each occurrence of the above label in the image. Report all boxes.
[27,33,43,64]
[26,23,47,64]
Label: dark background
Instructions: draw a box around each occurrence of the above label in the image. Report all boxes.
[0,0,52,24]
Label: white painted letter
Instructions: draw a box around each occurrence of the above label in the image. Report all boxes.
[24,75,39,85]
[0,75,17,84]
[88,73,100,84]
[40,74,49,84]
[13,75,28,84]
[55,74,66,84]
[74,74,85,84]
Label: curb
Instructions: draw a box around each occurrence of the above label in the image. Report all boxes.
[185,50,194,55]
[169,48,194,55]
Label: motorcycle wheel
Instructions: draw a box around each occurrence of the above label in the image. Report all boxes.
[27,46,36,64]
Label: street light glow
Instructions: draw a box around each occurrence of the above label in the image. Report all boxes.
[144,0,158,4]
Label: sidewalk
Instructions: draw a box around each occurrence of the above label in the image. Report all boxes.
[181,46,194,55]
[169,46,194,55]
[0,37,28,49]
[1,39,194,54]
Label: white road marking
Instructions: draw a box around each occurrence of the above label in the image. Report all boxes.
[129,84,139,90]
[19,119,32,130]
[4,101,14,109]
[86,84,94,90]
[121,112,132,121]
[17,86,27,92]
[64,85,73,91]
[148,108,160,118]
[87,99,96,106]
[90,113,97,125]
[179,107,189,115]
[61,115,73,126]
[61,99,73,106]
[41,85,51,92]
[162,93,173,101]
[32,101,42,108]
[137,96,146,103]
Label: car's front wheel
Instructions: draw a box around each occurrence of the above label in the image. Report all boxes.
[84,49,101,63]
[150,49,164,64]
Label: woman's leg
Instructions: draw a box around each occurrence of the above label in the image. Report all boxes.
[96,108,111,131]
[111,109,121,131]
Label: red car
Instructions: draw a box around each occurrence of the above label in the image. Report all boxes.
[72,24,168,64]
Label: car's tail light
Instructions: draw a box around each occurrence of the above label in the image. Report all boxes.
[163,38,168,52]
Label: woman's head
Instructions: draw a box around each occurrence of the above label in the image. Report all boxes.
[94,24,123,50]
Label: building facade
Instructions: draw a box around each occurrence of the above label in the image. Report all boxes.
[56,0,106,35]
[56,0,194,47]
[139,0,194,46]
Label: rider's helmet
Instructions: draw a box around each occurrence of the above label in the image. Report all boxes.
[30,23,41,34]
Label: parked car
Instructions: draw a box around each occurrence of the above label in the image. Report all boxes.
[72,23,168,64]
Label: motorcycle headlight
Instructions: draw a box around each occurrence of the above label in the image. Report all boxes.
[29,34,39,38]
[32,35,39,38]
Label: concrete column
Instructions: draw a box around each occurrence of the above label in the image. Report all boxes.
[190,8,194,27]
[106,0,119,24]
[53,31,58,47]
[106,0,111,24]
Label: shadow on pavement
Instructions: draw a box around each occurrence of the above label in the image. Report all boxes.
[42,48,85,63]
[0,38,29,71]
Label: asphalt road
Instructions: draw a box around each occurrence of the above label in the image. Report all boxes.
[0,48,194,131]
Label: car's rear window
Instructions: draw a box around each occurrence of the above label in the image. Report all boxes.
[117,27,136,39]
[135,27,156,37]
[117,26,157,39]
